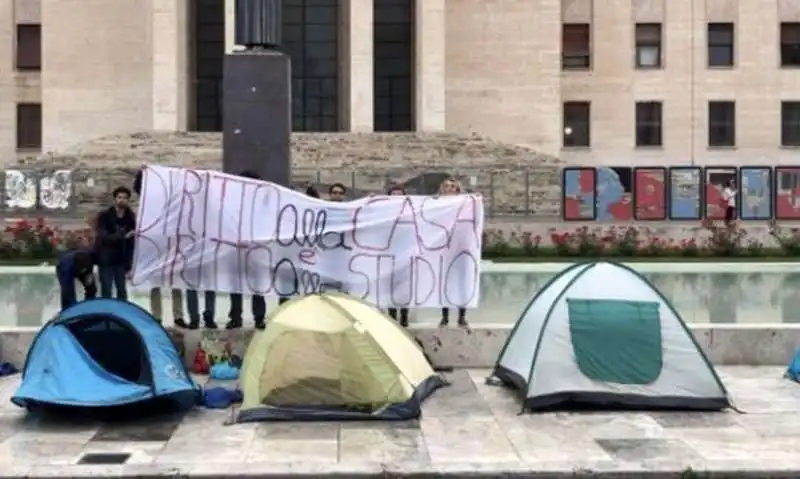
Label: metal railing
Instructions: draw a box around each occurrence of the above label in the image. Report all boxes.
[0,166,564,221]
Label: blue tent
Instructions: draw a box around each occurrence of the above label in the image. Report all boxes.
[12,298,198,410]
[787,349,800,382]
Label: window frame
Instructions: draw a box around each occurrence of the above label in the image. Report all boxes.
[782,101,800,147]
[562,101,591,147]
[283,1,339,132]
[708,100,736,148]
[635,101,663,147]
[634,23,663,69]
[15,24,41,72]
[781,22,800,67]
[16,103,42,151]
[562,23,591,70]
[707,22,734,67]
[372,0,413,132]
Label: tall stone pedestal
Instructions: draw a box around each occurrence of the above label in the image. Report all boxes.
[222,50,291,186]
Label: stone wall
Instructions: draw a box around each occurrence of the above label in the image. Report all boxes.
[16,131,565,219]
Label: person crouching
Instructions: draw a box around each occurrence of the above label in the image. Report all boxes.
[56,249,97,310]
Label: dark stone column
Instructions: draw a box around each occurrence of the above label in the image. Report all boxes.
[222,0,291,187]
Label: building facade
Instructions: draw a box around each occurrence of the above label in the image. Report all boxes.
[2,0,800,166]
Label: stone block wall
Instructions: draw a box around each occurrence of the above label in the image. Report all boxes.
[16,131,566,219]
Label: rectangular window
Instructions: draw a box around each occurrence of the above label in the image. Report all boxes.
[635,23,662,68]
[782,101,800,147]
[707,23,734,67]
[562,24,591,70]
[781,22,800,67]
[635,101,662,147]
[373,0,413,132]
[16,24,41,71]
[708,101,736,147]
[563,102,591,147]
[16,103,42,150]
[283,0,339,132]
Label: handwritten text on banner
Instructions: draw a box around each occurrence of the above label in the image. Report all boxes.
[132,166,484,308]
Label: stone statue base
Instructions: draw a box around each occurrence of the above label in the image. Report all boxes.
[222,50,291,186]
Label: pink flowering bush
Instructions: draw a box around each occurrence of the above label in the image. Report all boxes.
[0,217,94,260]
[482,223,777,259]
[0,217,790,261]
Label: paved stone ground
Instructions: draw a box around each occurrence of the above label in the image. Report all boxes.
[0,368,797,477]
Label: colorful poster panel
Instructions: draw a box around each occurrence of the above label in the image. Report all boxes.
[775,167,800,219]
[704,167,737,220]
[633,167,667,220]
[596,167,633,221]
[668,167,702,220]
[738,167,773,220]
[562,167,596,220]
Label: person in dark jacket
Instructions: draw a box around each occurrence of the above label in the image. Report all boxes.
[385,184,410,327]
[225,170,267,330]
[95,186,136,300]
[305,185,320,198]
[133,168,143,197]
[56,249,97,310]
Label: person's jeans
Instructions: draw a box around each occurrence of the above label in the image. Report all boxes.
[59,278,77,310]
[149,288,184,321]
[187,290,216,323]
[98,265,127,300]
[229,294,266,321]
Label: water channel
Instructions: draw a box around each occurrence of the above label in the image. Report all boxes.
[0,262,797,327]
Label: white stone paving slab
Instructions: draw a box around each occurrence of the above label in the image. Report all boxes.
[0,367,796,476]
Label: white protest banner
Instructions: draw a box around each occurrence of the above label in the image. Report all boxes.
[131,165,484,308]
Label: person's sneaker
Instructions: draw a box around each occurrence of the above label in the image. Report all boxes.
[225,318,243,330]
[174,317,191,329]
[186,318,200,330]
[254,318,266,330]
[204,319,218,329]
[457,317,469,328]
[203,313,218,329]
[438,318,449,327]
[400,317,409,328]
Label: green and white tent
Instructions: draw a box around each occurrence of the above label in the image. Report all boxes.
[491,261,731,411]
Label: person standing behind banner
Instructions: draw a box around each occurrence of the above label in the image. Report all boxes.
[226,170,267,330]
[328,183,346,202]
[184,290,218,330]
[305,185,320,198]
[95,186,136,301]
[133,167,186,325]
[385,184,411,327]
[436,177,469,328]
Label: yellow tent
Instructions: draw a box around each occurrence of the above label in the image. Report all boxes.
[236,293,445,422]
